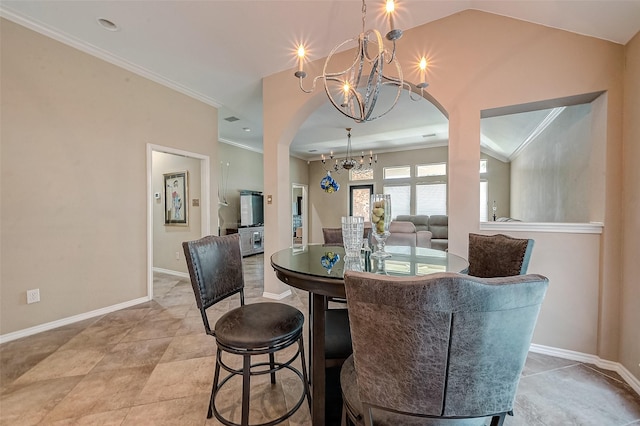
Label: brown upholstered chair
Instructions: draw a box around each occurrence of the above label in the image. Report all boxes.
[323,225,372,247]
[183,234,310,425]
[340,271,549,426]
[467,233,534,277]
[323,227,344,245]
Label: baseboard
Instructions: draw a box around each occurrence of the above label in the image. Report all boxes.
[262,289,293,300]
[530,343,640,395]
[0,296,151,344]
[152,267,190,279]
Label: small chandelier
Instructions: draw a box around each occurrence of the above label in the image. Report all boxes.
[322,128,377,173]
[295,0,429,123]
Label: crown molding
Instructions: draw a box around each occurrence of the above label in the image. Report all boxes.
[0,7,222,109]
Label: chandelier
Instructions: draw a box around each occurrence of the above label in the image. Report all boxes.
[321,128,377,173]
[294,0,429,123]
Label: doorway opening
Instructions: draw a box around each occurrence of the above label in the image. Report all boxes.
[292,183,308,247]
[146,144,210,300]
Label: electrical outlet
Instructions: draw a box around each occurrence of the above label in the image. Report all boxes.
[27,289,40,304]
[175,251,180,260]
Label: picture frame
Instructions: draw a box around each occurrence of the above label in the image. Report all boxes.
[164,171,188,226]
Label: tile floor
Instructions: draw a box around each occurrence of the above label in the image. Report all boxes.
[1,254,639,425]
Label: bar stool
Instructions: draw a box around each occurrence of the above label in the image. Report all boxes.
[183,234,311,426]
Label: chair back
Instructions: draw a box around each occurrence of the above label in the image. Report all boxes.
[468,233,534,277]
[322,227,343,245]
[343,271,548,419]
[182,234,245,335]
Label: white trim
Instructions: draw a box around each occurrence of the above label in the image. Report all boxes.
[530,344,640,395]
[0,8,222,109]
[152,267,190,279]
[0,297,150,344]
[147,144,211,302]
[219,138,263,154]
[262,290,293,300]
[479,221,603,234]
[509,107,566,161]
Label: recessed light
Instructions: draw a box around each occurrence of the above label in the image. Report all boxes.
[97,18,119,32]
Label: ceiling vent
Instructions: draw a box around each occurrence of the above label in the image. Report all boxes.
[224,116,240,122]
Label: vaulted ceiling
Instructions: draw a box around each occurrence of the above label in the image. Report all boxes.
[2,1,638,160]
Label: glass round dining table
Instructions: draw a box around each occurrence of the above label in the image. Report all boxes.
[270,244,468,426]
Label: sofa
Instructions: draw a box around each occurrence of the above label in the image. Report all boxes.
[395,215,448,251]
[385,221,432,248]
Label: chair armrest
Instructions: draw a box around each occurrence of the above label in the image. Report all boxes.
[416,231,433,248]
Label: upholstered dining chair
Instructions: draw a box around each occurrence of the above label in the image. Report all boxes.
[341,271,549,426]
[183,234,310,426]
[323,227,344,245]
[467,233,534,277]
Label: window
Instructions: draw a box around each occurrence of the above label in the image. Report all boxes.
[417,163,446,177]
[383,185,410,218]
[480,181,488,221]
[383,166,410,180]
[350,184,373,218]
[350,169,374,181]
[416,183,447,216]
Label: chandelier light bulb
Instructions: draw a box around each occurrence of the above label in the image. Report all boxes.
[295,45,306,77]
[386,0,395,13]
[417,57,429,89]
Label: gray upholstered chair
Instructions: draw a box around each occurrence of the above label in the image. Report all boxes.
[467,233,534,277]
[340,271,549,426]
[183,234,310,425]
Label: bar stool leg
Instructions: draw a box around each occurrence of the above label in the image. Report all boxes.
[241,354,251,426]
[298,335,312,411]
[269,352,276,384]
[209,348,222,419]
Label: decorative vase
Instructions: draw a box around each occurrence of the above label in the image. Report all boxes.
[320,172,339,193]
[370,193,392,258]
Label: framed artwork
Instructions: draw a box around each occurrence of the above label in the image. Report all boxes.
[164,171,188,225]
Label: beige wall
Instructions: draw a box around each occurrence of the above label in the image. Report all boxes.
[290,156,309,187]
[263,10,631,375]
[481,154,510,220]
[152,152,202,274]
[621,31,640,380]
[218,142,264,234]
[510,102,604,222]
[0,19,218,335]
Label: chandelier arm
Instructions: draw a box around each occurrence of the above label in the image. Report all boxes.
[363,57,383,121]
[362,29,385,63]
[297,74,326,94]
[386,40,398,64]
[324,76,367,122]
[322,36,363,80]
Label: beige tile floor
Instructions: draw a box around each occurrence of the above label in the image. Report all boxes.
[1,254,639,425]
